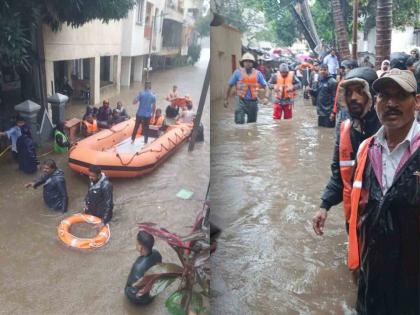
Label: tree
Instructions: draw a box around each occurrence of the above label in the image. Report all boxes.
[331,0,351,59]
[0,0,135,69]
[0,0,135,107]
[375,0,392,67]
[194,12,211,37]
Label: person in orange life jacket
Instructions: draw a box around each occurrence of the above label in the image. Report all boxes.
[149,108,167,137]
[312,67,381,236]
[82,114,98,137]
[150,108,165,127]
[224,52,269,124]
[269,63,301,120]
[349,69,420,315]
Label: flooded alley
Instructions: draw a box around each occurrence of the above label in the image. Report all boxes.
[211,95,357,314]
[0,49,209,314]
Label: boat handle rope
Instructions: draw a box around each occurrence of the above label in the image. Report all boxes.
[114,131,185,166]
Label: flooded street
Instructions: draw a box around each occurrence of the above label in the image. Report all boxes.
[0,48,209,315]
[211,95,357,314]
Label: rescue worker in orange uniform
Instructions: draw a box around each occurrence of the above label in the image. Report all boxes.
[269,63,301,120]
[349,69,420,315]
[82,114,98,137]
[224,53,269,124]
[312,67,381,235]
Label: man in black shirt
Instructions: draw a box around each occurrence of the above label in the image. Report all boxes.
[125,231,162,305]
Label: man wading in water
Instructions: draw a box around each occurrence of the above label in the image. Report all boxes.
[224,52,269,124]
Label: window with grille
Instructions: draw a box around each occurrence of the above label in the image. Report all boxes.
[137,0,145,24]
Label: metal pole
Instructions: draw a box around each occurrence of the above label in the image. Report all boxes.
[188,60,209,152]
[146,14,155,81]
[352,0,359,60]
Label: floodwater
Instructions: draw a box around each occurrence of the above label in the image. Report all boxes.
[211,95,357,314]
[0,48,209,314]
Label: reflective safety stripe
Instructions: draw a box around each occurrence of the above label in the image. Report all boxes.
[71,238,78,247]
[62,220,70,226]
[339,160,355,167]
[353,180,362,188]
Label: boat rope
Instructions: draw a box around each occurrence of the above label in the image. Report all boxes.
[114,129,190,166]
[0,145,11,158]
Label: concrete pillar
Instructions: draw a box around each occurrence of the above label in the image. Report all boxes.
[121,57,132,87]
[47,93,69,125]
[109,56,114,82]
[133,56,143,83]
[14,100,42,144]
[90,56,100,105]
[66,61,73,85]
[45,60,55,96]
[115,55,121,93]
[79,59,84,80]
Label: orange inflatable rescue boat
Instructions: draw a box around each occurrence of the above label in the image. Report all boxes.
[68,118,192,178]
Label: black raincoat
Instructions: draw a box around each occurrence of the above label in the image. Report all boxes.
[84,174,113,224]
[314,75,337,117]
[125,250,162,305]
[34,169,68,212]
[321,108,381,210]
[355,142,420,315]
[16,134,38,174]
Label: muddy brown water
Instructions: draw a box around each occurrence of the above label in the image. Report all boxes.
[0,49,209,314]
[211,95,358,314]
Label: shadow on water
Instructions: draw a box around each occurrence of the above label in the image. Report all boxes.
[211,95,358,315]
[0,49,209,314]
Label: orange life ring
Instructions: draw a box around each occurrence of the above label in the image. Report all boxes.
[58,213,110,249]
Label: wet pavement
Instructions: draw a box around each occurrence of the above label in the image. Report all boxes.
[0,49,209,314]
[211,95,357,314]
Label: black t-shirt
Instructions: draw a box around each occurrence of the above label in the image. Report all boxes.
[125,250,162,305]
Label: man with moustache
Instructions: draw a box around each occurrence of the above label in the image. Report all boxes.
[313,67,381,235]
[348,69,420,315]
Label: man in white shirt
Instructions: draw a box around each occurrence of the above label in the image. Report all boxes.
[349,68,420,315]
[323,49,339,79]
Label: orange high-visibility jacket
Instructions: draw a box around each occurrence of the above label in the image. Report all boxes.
[347,136,373,270]
[274,71,296,99]
[338,119,354,222]
[83,119,98,133]
[236,68,259,99]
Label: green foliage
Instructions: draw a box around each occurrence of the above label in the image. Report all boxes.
[359,0,420,32]
[0,0,135,68]
[165,290,206,315]
[188,43,202,65]
[194,12,211,37]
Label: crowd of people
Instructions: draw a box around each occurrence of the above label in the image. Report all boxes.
[225,47,420,314]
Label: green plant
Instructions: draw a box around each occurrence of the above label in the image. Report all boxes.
[136,205,210,315]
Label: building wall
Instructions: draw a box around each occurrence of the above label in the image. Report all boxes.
[121,0,165,57]
[210,24,242,103]
[43,21,122,61]
[357,26,418,55]
[43,20,122,104]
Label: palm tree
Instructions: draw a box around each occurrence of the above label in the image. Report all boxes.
[375,0,392,68]
[331,0,351,59]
